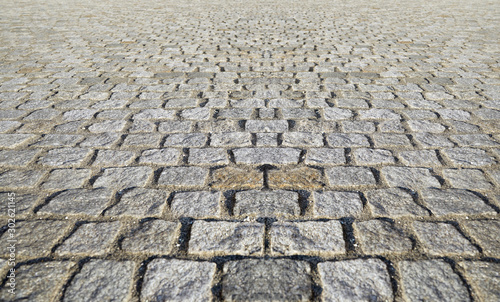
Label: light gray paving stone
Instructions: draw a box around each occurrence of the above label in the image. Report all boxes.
[0,120,21,133]
[138,148,180,165]
[234,190,300,218]
[133,108,175,119]
[355,220,413,254]
[459,261,500,302]
[414,221,478,256]
[0,261,75,302]
[437,109,471,121]
[42,169,90,190]
[327,133,370,147]
[121,220,178,254]
[62,109,97,121]
[93,150,135,166]
[163,133,206,147]
[181,107,211,120]
[63,260,134,302]
[245,120,289,132]
[93,167,152,189]
[318,259,393,302]
[256,133,278,147]
[326,167,376,187]
[398,150,441,166]
[382,166,440,189]
[407,120,446,133]
[188,148,229,164]
[353,148,395,165]
[270,220,345,256]
[443,148,495,167]
[443,169,493,191]
[414,133,455,148]
[171,191,221,218]
[210,132,252,147]
[359,108,400,120]
[365,188,428,217]
[105,188,168,217]
[421,188,495,216]
[233,147,301,164]
[33,134,84,148]
[379,120,405,133]
[223,259,311,302]
[141,259,216,302]
[305,148,345,165]
[39,148,91,167]
[323,107,353,120]
[79,133,121,148]
[0,169,45,189]
[158,121,193,133]
[312,191,363,218]
[39,188,113,216]
[400,260,470,302]
[189,221,264,256]
[373,133,412,148]
[282,132,324,147]
[218,108,253,119]
[158,166,208,187]
[0,193,38,217]
[88,120,127,133]
[282,108,315,119]
[55,221,121,256]
[451,134,499,147]
[342,121,376,133]
[122,133,162,147]
[462,220,500,257]
[0,220,72,257]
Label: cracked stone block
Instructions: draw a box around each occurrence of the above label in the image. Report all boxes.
[0,169,45,189]
[0,149,39,167]
[421,188,495,216]
[88,120,127,133]
[189,221,264,256]
[282,132,324,147]
[327,133,370,147]
[319,259,393,302]
[211,167,263,190]
[462,220,500,257]
[171,191,221,218]
[0,193,38,217]
[121,220,178,254]
[93,166,152,189]
[138,148,180,165]
[459,261,500,302]
[0,220,71,257]
[223,259,311,302]
[400,260,470,302]
[355,220,412,254]
[56,221,121,256]
[141,259,216,302]
[365,188,428,217]
[373,133,412,148]
[312,191,363,218]
[158,121,193,133]
[382,166,440,189]
[414,221,478,256]
[93,150,135,166]
[39,188,113,216]
[305,148,345,165]
[270,220,345,256]
[0,134,36,148]
[163,133,206,147]
[210,132,252,147]
[443,148,495,167]
[326,167,376,187]
[42,169,90,190]
[234,190,300,218]
[443,169,493,191]
[246,120,288,132]
[80,133,121,148]
[398,150,441,166]
[233,147,301,164]
[63,260,134,302]
[268,167,323,189]
[39,148,91,167]
[353,148,395,165]
[158,166,208,187]
[0,261,75,302]
[188,148,229,164]
[105,188,168,217]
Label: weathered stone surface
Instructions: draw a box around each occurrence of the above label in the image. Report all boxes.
[400,260,470,302]
[63,260,135,302]
[163,133,206,147]
[246,120,289,132]
[420,188,495,216]
[305,148,345,165]
[223,259,311,301]
[382,166,440,189]
[459,261,500,302]
[268,166,323,189]
[121,220,178,254]
[0,149,39,167]
[141,259,216,302]
[234,190,300,218]
[0,133,36,148]
[327,133,370,147]
[93,166,152,189]
[443,148,495,167]
[355,220,413,254]
[233,147,301,164]
[56,221,121,256]
[443,169,493,191]
[398,150,441,166]
[39,148,91,167]
[312,191,363,218]
[282,132,324,147]
[188,148,229,164]
[93,150,135,166]
[39,188,113,216]
[158,166,208,187]
[210,132,252,147]
[210,166,263,190]
[0,169,45,189]
[138,148,181,165]
[171,191,221,218]
[42,169,90,190]
[365,188,428,217]
[319,259,393,302]
[414,221,478,256]
[462,220,500,257]
[326,166,376,187]
[353,148,395,165]
[105,188,168,217]
[0,193,38,217]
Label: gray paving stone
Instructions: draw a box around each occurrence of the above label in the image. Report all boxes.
[305,148,345,165]
[0,134,36,148]
[256,132,278,146]
[270,220,345,256]
[365,188,428,217]
[323,107,353,120]
[210,132,252,147]
[353,148,395,165]
[121,220,178,254]
[312,191,363,218]
[158,120,193,133]
[326,166,376,187]
[414,221,478,256]
[462,220,500,257]
[93,166,152,189]
[0,169,45,189]
[451,134,499,147]
[414,132,455,148]
[42,168,90,190]
[443,148,495,167]
[122,133,162,147]
[355,220,413,254]
[158,166,208,187]
[0,193,38,217]
[245,120,289,132]
[189,221,264,256]
[398,150,441,166]
[93,150,135,166]
[105,188,168,217]
[421,188,495,216]
[400,260,470,302]
[407,120,446,133]
[327,133,370,147]
[319,259,393,302]
[382,166,440,189]
[39,188,113,216]
[63,260,134,302]
[234,190,300,218]
[223,259,311,301]
[282,132,324,147]
[163,133,206,147]
[88,120,127,133]
[443,168,493,191]
[141,259,216,302]
[459,261,500,302]
[39,147,91,167]
[373,133,412,148]
[134,108,175,119]
[56,221,121,256]
[188,148,229,164]
[233,147,301,164]
[171,191,221,218]
[79,132,121,148]
[138,148,180,165]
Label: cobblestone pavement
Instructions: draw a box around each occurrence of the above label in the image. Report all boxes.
[0,0,499,301]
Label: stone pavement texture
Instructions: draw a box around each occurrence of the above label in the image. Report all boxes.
[0,0,499,300]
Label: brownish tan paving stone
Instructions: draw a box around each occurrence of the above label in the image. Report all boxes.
[268,166,324,190]
[210,166,263,190]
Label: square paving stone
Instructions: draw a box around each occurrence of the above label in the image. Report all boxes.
[55,221,121,256]
[413,221,478,256]
[382,166,440,189]
[305,148,346,165]
[138,148,181,165]
[312,191,363,218]
[223,259,311,302]
[270,220,345,256]
[400,260,470,302]
[233,147,302,164]
[234,190,300,218]
[39,148,91,167]
[63,260,134,302]
[105,188,168,217]
[459,261,500,302]
[462,220,500,257]
[121,220,179,254]
[93,166,152,189]
[41,169,90,190]
[39,188,113,216]
[365,188,429,218]
[141,259,216,302]
[318,258,393,302]
[158,166,209,187]
[171,191,221,218]
[443,169,493,191]
[0,261,75,302]
[0,220,72,258]
[326,167,376,187]
[0,169,45,189]
[0,149,39,167]
[420,188,495,216]
[93,150,135,166]
[354,220,413,254]
[189,221,264,256]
